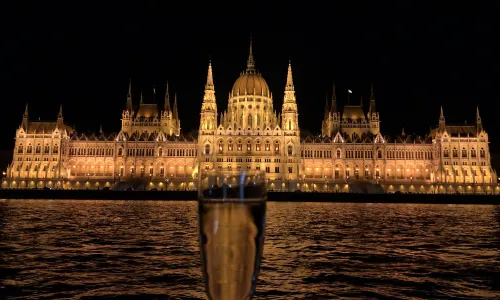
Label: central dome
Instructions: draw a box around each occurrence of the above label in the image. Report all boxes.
[231,72,270,97]
[230,39,271,98]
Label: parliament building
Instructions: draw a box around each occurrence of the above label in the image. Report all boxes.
[2,41,498,194]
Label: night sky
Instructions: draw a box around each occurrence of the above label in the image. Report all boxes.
[2,2,499,153]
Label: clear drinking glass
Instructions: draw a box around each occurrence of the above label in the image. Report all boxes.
[198,170,267,300]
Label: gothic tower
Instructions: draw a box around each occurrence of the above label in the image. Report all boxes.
[160,81,173,134]
[199,61,217,134]
[282,61,299,134]
[121,79,133,133]
[368,84,380,135]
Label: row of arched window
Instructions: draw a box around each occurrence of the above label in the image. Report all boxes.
[211,140,290,155]
[301,149,434,160]
[443,147,485,158]
[17,143,59,154]
[69,147,114,156]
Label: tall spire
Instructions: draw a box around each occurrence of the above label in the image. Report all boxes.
[140,89,144,104]
[57,104,64,128]
[22,103,29,129]
[283,61,297,104]
[152,85,156,103]
[173,93,178,119]
[369,84,376,114]
[126,79,133,111]
[439,105,446,132]
[324,94,330,119]
[246,37,256,73]
[331,82,337,112]
[476,106,483,132]
[285,60,294,91]
[58,104,63,119]
[206,61,214,90]
[99,124,103,134]
[127,78,132,99]
[164,81,171,111]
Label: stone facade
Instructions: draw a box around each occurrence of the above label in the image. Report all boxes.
[2,41,498,194]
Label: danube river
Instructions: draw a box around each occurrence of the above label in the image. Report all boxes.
[1,200,499,299]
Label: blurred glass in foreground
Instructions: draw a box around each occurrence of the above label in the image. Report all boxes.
[198,171,267,300]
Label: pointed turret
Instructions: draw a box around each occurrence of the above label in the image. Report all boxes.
[324,95,330,119]
[283,60,297,104]
[164,81,171,111]
[331,82,337,113]
[173,93,178,120]
[58,104,63,119]
[126,78,133,111]
[140,89,144,104]
[285,60,294,91]
[21,103,29,129]
[99,124,103,134]
[438,105,446,132]
[369,84,376,114]
[57,104,64,129]
[206,60,214,90]
[200,60,217,131]
[282,60,299,132]
[401,128,406,136]
[246,37,256,74]
[476,106,483,132]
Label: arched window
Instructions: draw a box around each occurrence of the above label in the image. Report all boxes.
[118,148,123,156]
[265,141,270,151]
[443,148,449,158]
[480,148,485,158]
[288,119,291,130]
[44,144,50,154]
[287,145,293,155]
[248,115,252,127]
[452,148,458,158]
[27,144,33,154]
[471,148,476,158]
[205,144,210,155]
[461,148,467,158]
[336,149,341,159]
[237,140,242,151]
[377,150,382,159]
[17,144,23,154]
[256,140,261,151]
[274,141,280,154]
[228,140,233,151]
[218,141,223,153]
[247,141,251,153]
[35,144,41,154]
[53,144,58,154]
[158,147,163,156]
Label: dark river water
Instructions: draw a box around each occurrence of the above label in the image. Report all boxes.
[1,200,500,299]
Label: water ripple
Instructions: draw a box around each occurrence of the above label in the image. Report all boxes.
[1,200,499,299]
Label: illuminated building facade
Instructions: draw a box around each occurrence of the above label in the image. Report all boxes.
[2,41,498,194]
